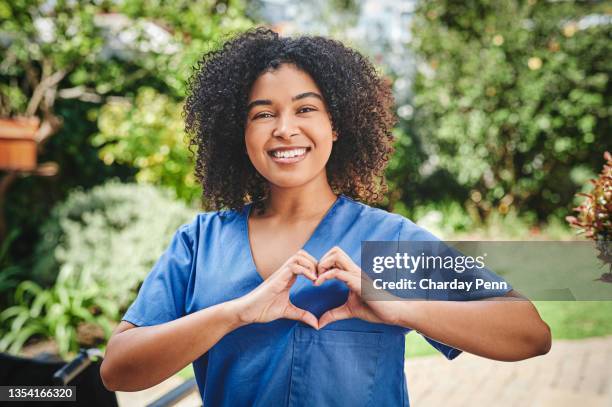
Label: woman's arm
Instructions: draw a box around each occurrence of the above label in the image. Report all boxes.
[101,250,319,392]
[396,290,552,361]
[100,300,244,391]
[315,247,551,362]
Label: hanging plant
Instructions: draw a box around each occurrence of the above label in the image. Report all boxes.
[566,152,612,282]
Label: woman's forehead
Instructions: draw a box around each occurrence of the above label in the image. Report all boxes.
[248,64,323,101]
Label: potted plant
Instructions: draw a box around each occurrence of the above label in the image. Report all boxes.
[566,152,612,282]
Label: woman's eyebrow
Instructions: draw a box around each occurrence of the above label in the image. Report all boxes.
[291,92,323,102]
[246,92,323,112]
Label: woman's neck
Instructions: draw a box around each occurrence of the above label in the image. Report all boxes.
[258,176,338,221]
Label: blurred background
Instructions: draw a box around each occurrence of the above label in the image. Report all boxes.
[0,0,610,406]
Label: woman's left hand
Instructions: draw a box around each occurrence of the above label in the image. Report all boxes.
[314,246,406,329]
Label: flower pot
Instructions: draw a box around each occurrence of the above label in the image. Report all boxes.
[0,117,40,171]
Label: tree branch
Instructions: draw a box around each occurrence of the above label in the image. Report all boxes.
[25,60,68,116]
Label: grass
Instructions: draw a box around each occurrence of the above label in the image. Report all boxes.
[177,364,195,380]
[405,301,612,358]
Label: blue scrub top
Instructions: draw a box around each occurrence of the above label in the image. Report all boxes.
[123,195,511,406]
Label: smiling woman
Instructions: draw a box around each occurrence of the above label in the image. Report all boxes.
[100,27,551,407]
[181,27,395,213]
[244,65,336,190]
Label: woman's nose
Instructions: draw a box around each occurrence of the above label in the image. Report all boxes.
[272,114,298,139]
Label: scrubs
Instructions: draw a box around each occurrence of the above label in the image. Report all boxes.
[123,195,511,406]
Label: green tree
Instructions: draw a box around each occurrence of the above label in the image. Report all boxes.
[0,0,252,259]
[91,0,253,205]
[404,0,611,222]
[92,88,199,202]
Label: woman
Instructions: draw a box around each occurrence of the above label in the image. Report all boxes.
[101,27,551,406]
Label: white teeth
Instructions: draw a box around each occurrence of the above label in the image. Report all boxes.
[272,148,307,158]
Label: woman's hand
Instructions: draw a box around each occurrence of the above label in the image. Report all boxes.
[315,246,405,329]
[234,250,320,329]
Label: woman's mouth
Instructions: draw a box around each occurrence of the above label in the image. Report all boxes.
[268,147,311,164]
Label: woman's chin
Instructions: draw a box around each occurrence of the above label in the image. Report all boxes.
[266,175,317,189]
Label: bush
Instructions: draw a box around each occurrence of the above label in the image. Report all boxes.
[92,87,201,204]
[0,181,197,356]
[405,0,611,221]
[32,180,197,304]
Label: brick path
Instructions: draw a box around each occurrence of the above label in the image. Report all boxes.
[405,336,612,407]
[117,336,612,407]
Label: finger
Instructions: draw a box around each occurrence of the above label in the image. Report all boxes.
[318,246,338,267]
[317,251,338,275]
[296,249,318,265]
[315,268,361,291]
[318,304,352,329]
[289,262,317,281]
[294,255,317,279]
[284,302,319,330]
[318,247,357,275]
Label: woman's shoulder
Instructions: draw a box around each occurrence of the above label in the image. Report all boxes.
[341,195,438,241]
[178,206,246,241]
[193,206,245,222]
[341,195,407,225]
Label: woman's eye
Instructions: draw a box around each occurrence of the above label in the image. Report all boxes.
[298,107,316,114]
[254,112,273,120]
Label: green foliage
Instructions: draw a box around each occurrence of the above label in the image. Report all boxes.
[92,88,200,203]
[0,0,252,113]
[0,229,24,307]
[5,99,137,266]
[31,180,197,301]
[116,0,253,98]
[405,0,611,221]
[1,180,197,356]
[0,0,105,115]
[408,201,476,237]
[0,279,115,357]
[403,199,574,240]
[2,0,252,284]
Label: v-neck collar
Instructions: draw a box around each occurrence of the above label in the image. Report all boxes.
[242,195,345,283]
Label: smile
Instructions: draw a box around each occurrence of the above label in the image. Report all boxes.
[268,147,311,164]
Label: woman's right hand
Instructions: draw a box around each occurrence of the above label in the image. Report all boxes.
[233,249,319,329]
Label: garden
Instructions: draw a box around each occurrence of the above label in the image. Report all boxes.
[1,0,610,384]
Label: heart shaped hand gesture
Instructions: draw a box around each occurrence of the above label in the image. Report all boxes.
[235,247,404,330]
[314,246,404,329]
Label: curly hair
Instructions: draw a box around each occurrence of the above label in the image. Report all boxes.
[183,27,396,211]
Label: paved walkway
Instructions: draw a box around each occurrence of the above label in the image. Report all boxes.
[118,336,612,407]
[116,376,201,407]
[405,335,612,407]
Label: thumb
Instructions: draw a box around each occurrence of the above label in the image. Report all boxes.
[284,303,319,330]
[318,304,352,329]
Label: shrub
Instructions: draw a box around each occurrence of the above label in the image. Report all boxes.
[0,181,197,356]
[92,88,201,204]
[32,180,197,304]
[406,0,611,220]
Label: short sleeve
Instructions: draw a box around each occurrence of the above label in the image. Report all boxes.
[122,220,195,327]
[423,336,462,360]
[397,217,512,360]
[396,217,513,300]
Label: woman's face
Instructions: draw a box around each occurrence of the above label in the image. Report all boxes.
[245,63,336,189]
